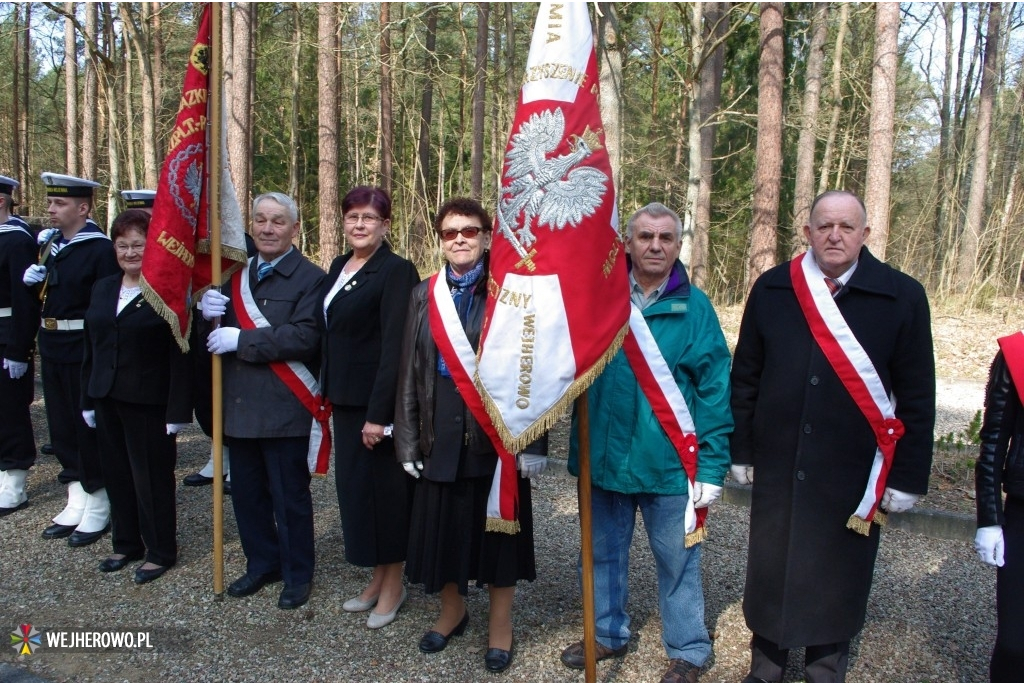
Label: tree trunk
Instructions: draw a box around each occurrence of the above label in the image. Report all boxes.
[150,2,163,125]
[12,3,21,203]
[124,34,138,190]
[65,3,79,176]
[681,2,704,271]
[598,2,623,196]
[693,2,726,287]
[747,2,784,289]
[791,3,828,256]
[864,2,900,260]
[470,3,489,200]
[230,2,254,227]
[288,3,302,201]
[818,3,849,196]
[83,3,99,182]
[956,2,1001,289]
[317,3,340,268]
[379,3,394,192]
[102,3,120,228]
[119,3,157,188]
[413,4,439,254]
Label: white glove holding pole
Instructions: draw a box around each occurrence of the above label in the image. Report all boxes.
[517,453,548,478]
[692,482,723,508]
[36,227,59,245]
[3,359,28,379]
[207,327,240,354]
[22,264,46,285]
[881,487,920,513]
[166,423,189,435]
[730,464,754,485]
[200,289,230,320]
[975,525,1005,567]
[403,461,423,479]
[82,410,96,428]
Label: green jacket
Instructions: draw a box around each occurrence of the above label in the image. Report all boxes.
[568,261,733,495]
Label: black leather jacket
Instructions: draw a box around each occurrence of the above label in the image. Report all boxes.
[976,351,1024,527]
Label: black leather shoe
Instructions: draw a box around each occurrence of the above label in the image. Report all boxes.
[134,564,172,585]
[183,473,214,486]
[0,500,29,517]
[68,524,111,548]
[227,571,283,597]
[98,553,144,572]
[419,611,469,653]
[42,523,76,539]
[560,640,628,670]
[278,582,312,610]
[485,640,514,673]
[40,443,55,456]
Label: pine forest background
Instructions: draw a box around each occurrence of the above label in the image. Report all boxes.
[1,2,1023,306]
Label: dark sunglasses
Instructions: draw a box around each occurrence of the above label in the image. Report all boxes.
[439,227,483,241]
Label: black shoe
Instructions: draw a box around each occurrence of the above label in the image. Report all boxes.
[485,640,514,673]
[183,473,214,486]
[227,570,283,597]
[98,553,144,572]
[419,611,470,653]
[40,443,55,456]
[0,500,29,517]
[278,582,312,610]
[560,640,629,670]
[134,564,172,585]
[68,523,111,548]
[223,481,232,496]
[42,523,77,539]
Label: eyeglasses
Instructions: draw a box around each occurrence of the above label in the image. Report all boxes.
[115,242,146,253]
[439,227,483,241]
[344,213,383,225]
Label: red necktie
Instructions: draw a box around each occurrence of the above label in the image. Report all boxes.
[825,277,843,297]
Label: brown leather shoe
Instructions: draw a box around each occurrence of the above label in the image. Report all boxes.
[661,658,701,683]
[560,640,628,670]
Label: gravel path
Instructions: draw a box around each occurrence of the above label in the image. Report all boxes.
[2,383,996,683]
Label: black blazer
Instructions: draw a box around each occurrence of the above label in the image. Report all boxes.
[81,273,193,423]
[319,242,419,424]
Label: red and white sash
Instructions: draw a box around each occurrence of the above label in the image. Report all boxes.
[791,252,904,534]
[997,331,1024,401]
[621,305,705,547]
[427,272,521,534]
[232,261,332,476]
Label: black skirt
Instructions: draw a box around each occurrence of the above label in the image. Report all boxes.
[405,470,536,595]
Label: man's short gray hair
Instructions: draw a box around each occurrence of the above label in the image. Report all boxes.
[253,192,299,224]
[625,202,683,241]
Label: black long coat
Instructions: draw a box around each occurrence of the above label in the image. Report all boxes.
[730,247,935,648]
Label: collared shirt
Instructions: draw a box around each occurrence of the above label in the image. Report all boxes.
[257,246,294,273]
[629,272,670,311]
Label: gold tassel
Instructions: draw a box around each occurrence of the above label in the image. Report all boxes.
[846,514,871,536]
[873,510,888,527]
[485,517,521,535]
[684,525,706,548]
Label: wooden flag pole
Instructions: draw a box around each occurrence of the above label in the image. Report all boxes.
[208,4,225,600]
[575,394,598,682]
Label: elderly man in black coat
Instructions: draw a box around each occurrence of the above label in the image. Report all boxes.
[730,190,935,682]
[200,192,326,611]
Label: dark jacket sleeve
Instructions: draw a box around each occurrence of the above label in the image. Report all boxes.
[394,283,428,465]
[366,258,420,425]
[6,233,41,361]
[729,279,764,468]
[977,352,1013,528]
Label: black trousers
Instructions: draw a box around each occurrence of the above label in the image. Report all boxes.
[41,358,103,492]
[229,436,315,586]
[95,397,178,567]
[750,633,850,683]
[992,496,1024,682]
[0,352,35,470]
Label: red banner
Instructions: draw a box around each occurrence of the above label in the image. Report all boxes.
[141,4,247,352]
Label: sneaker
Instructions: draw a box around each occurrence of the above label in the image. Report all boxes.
[661,658,701,683]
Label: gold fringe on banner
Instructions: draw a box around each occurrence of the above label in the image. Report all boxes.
[684,525,706,548]
[485,517,521,535]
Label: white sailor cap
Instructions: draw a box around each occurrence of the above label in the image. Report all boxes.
[120,189,156,209]
[41,172,101,198]
[0,175,19,195]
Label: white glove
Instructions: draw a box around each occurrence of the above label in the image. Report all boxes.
[200,289,230,320]
[692,482,723,508]
[975,525,1005,567]
[881,487,920,513]
[166,423,189,435]
[402,461,423,479]
[37,227,59,245]
[82,410,96,428]
[3,358,28,379]
[207,327,240,354]
[22,264,46,285]
[517,453,548,478]
[730,464,754,485]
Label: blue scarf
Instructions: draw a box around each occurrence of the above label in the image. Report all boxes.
[437,259,485,378]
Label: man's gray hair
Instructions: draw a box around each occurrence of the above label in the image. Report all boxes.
[625,202,683,240]
[253,192,299,224]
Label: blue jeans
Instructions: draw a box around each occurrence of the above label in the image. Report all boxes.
[577,484,711,665]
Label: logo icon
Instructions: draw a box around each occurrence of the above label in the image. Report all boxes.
[11,624,42,655]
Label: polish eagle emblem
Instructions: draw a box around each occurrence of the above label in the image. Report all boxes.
[497,108,608,271]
